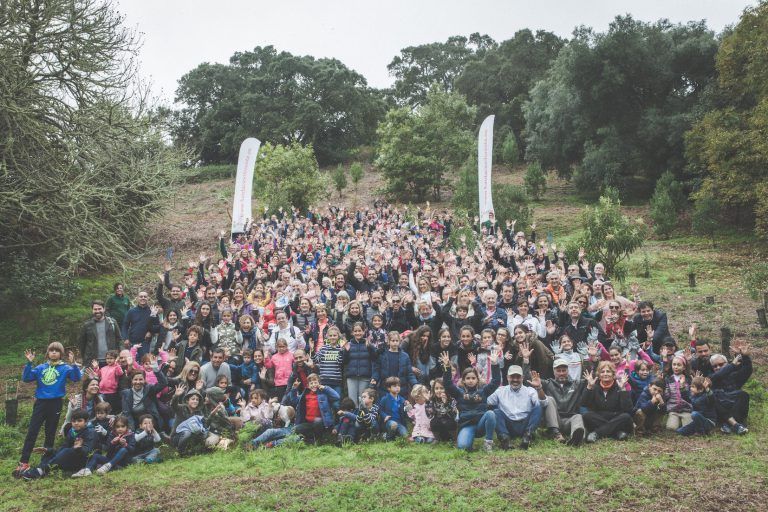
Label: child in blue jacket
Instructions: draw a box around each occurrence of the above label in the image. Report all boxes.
[677,376,717,436]
[14,343,81,478]
[285,373,340,444]
[22,409,94,480]
[378,376,408,440]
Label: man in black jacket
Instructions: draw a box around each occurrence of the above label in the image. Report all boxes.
[79,300,121,366]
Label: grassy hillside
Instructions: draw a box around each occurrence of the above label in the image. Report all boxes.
[0,165,766,511]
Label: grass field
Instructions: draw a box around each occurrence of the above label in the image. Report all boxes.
[0,165,766,511]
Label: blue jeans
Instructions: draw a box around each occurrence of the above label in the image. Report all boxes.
[384,420,408,440]
[252,427,293,447]
[456,411,497,450]
[677,411,715,436]
[40,447,87,472]
[86,447,129,470]
[132,448,160,463]
[494,403,542,439]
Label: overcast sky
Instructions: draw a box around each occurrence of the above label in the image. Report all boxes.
[117,0,755,105]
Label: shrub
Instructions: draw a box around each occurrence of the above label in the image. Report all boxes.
[349,162,364,191]
[577,194,647,282]
[524,162,547,200]
[649,188,676,238]
[254,142,326,211]
[332,164,348,198]
[692,191,720,247]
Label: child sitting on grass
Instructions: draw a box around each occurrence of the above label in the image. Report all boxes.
[407,384,435,443]
[22,410,93,480]
[677,376,717,436]
[15,343,81,478]
[240,389,273,432]
[333,397,358,445]
[74,415,135,477]
[132,414,162,464]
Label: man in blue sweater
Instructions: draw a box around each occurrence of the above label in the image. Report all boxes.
[121,291,160,359]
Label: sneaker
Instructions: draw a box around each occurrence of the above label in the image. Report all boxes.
[499,435,510,451]
[567,427,584,447]
[520,433,531,450]
[71,468,92,478]
[12,463,30,479]
[483,439,493,453]
[95,462,112,475]
[720,424,733,435]
[733,423,748,435]
[616,431,629,441]
[586,432,599,444]
[21,468,45,481]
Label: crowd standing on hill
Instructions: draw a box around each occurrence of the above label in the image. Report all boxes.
[13,202,754,479]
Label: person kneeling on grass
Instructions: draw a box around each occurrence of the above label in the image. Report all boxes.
[487,365,545,450]
[73,415,135,477]
[284,373,340,444]
[528,358,588,446]
[439,349,500,452]
[22,410,94,480]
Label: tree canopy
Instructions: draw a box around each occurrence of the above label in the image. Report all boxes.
[455,29,565,149]
[524,16,718,197]
[173,46,387,166]
[387,33,496,107]
[0,0,185,272]
[375,87,476,201]
[685,1,768,238]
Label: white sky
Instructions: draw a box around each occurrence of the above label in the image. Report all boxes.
[116,0,755,105]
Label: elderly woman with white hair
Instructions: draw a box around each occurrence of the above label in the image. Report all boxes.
[709,341,753,435]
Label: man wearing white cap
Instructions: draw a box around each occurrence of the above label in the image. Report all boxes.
[526,358,588,446]
[486,365,546,450]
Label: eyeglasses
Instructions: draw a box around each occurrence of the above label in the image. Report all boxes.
[188,370,199,374]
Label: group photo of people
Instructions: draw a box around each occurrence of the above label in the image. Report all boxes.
[13,203,755,480]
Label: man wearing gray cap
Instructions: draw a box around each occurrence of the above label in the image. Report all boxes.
[525,358,588,446]
[486,365,546,450]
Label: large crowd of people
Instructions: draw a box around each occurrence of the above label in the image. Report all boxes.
[13,202,755,480]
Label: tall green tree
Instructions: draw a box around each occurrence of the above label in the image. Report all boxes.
[376,87,476,201]
[685,2,768,237]
[173,46,387,166]
[387,33,496,107]
[254,142,325,211]
[0,0,185,272]
[524,17,718,197]
[332,165,348,198]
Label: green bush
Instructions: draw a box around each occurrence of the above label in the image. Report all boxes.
[331,164,348,198]
[577,194,647,282]
[524,161,547,200]
[692,192,720,247]
[0,252,78,313]
[742,262,768,308]
[494,184,533,232]
[349,162,364,191]
[501,132,519,166]
[649,188,676,239]
[254,142,326,211]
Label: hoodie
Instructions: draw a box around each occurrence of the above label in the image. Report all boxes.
[23,360,82,399]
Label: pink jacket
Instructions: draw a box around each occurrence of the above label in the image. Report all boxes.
[407,403,434,440]
[241,401,272,425]
[129,346,168,385]
[97,363,123,394]
[266,351,294,386]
